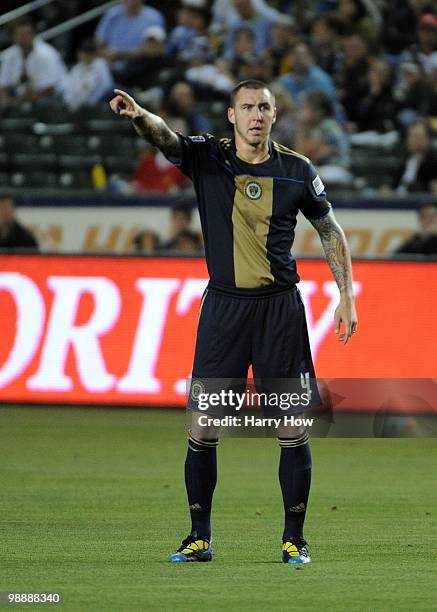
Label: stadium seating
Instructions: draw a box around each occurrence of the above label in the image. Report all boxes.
[0,104,405,192]
[0,106,141,190]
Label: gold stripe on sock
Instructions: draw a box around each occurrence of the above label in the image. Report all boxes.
[278,432,309,447]
[189,432,219,448]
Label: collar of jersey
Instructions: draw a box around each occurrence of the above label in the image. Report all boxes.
[231,138,276,169]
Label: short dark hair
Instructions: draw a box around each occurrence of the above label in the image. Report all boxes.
[175,229,202,248]
[314,13,346,36]
[0,193,15,204]
[172,201,193,218]
[230,80,274,107]
[133,229,160,251]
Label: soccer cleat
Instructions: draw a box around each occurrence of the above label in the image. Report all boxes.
[169,535,213,563]
[282,540,311,564]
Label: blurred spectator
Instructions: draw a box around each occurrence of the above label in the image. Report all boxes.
[263,21,298,78]
[232,52,269,82]
[395,203,437,254]
[63,39,113,111]
[222,0,275,61]
[166,82,212,134]
[294,90,351,185]
[381,0,434,54]
[426,67,437,116]
[163,202,194,249]
[400,13,437,76]
[333,0,380,49]
[167,3,210,58]
[117,25,168,89]
[310,13,345,79]
[172,229,203,253]
[182,37,234,98]
[131,143,189,193]
[96,0,165,73]
[395,61,433,127]
[354,58,396,133]
[269,83,296,148]
[210,0,283,34]
[132,229,160,253]
[277,42,337,106]
[337,33,371,126]
[225,26,257,69]
[392,120,437,194]
[0,19,67,110]
[0,194,39,250]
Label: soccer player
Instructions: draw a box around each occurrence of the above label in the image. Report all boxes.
[110,80,358,564]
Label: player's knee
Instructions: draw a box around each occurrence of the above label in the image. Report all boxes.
[277,423,308,440]
[188,429,219,450]
[189,413,221,441]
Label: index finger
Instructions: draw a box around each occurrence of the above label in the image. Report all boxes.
[113,89,135,104]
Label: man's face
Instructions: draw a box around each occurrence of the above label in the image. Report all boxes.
[301,101,319,125]
[123,0,142,12]
[234,0,254,20]
[418,26,437,48]
[171,210,191,235]
[342,35,367,62]
[291,44,312,72]
[272,24,296,48]
[0,198,15,226]
[407,124,429,154]
[176,236,199,252]
[171,82,194,111]
[13,24,34,50]
[228,87,276,146]
[234,29,254,55]
[419,205,437,230]
[312,20,332,46]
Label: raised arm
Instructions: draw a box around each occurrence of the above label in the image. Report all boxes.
[309,209,358,344]
[109,89,181,160]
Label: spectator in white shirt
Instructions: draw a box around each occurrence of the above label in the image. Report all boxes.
[64,39,114,111]
[0,19,67,110]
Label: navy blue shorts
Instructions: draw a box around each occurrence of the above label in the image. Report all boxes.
[192,285,317,380]
[188,285,320,416]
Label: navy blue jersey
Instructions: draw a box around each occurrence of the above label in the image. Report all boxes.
[171,134,331,293]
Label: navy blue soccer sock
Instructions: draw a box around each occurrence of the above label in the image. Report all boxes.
[278,433,312,543]
[184,432,218,541]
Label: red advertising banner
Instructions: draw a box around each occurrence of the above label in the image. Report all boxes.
[0,255,436,406]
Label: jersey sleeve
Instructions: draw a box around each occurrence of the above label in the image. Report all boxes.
[299,162,332,220]
[167,133,215,179]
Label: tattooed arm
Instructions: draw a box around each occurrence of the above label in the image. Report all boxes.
[109,89,181,160]
[310,210,358,344]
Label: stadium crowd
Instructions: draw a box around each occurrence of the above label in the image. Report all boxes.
[1,0,437,254]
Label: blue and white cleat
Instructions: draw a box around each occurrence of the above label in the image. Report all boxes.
[282,540,311,564]
[169,535,213,562]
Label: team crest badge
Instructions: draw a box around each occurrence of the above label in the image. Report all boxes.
[190,379,206,401]
[245,181,262,200]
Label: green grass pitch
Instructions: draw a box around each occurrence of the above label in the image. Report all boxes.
[0,407,436,611]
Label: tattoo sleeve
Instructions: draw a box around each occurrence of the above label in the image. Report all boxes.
[309,209,354,294]
[132,110,181,160]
